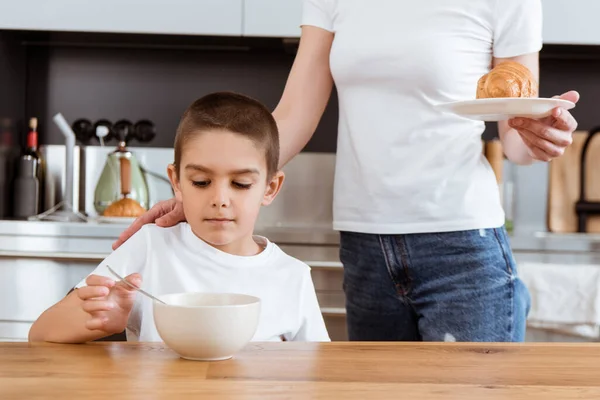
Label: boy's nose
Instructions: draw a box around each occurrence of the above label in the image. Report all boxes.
[210,186,230,208]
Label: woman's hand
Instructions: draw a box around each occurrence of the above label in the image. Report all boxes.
[112,198,185,250]
[508,91,580,162]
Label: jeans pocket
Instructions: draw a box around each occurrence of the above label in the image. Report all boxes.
[492,227,519,278]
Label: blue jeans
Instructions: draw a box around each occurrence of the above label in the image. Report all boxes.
[340,228,530,342]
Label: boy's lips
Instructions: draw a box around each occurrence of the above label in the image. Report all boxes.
[204,218,234,223]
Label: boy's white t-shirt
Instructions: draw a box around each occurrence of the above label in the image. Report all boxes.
[75,223,330,343]
[302,0,543,234]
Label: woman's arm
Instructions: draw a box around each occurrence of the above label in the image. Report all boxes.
[496,53,579,165]
[273,25,335,167]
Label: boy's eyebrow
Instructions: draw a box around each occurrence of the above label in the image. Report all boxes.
[185,164,260,175]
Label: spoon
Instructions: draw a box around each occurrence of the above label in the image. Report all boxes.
[106,265,167,305]
[96,125,109,147]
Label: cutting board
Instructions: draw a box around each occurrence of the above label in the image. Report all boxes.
[547,130,600,233]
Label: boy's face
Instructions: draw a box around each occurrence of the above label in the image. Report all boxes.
[168,130,284,255]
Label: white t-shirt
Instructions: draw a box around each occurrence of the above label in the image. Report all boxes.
[302,0,543,234]
[76,223,330,343]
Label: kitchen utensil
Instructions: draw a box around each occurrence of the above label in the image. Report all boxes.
[96,125,109,147]
[29,113,87,222]
[106,265,167,305]
[72,119,94,144]
[101,153,146,217]
[434,98,575,121]
[133,120,156,143]
[54,113,75,210]
[575,127,600,232]
[547,130,600,233]
[94,140,148,215]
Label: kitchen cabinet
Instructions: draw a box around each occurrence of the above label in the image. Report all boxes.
[243,0,303,38]
[243,0,600,42]
[0,0,243,36]
[0,256,97,341]
[542,0,600,45]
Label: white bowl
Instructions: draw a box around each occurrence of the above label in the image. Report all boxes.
[153,292,261,361]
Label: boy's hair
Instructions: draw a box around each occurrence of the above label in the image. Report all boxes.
[174,92,280,179]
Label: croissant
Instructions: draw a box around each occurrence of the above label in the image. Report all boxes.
[103,197,146,218]
[476,61,538,99]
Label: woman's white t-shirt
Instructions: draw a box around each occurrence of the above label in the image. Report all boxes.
[302,0,543,234]
[76,223,330,343]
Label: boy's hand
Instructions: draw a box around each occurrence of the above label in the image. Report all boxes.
[76,273,142,334]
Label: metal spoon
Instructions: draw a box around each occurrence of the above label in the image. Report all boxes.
[106,265,167,305]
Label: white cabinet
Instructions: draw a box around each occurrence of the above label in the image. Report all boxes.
[0,0,243,36]
[542,0,600,45]
[243,0,303,37]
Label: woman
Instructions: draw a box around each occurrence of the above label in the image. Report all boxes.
[115,0,579,342]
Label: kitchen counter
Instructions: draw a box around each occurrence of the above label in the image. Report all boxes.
[0,219,340,260]
[2,341,600,399]
[511,231,600,253]
[0,219,341,243]
[1,219,600,258]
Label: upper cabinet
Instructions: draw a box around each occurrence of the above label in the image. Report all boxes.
[243,0,303,38]
[0,0,304,38]
[542,0,600,45]
[0,0,243,36]
[2,1,599,44]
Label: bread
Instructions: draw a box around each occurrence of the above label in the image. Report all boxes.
[476,61,538,99]
[103,197,146,218]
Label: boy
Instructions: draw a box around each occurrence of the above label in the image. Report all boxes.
[29,92,330,343]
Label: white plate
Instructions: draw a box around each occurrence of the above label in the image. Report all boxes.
[434,98,575,121]
[95,216,137,225]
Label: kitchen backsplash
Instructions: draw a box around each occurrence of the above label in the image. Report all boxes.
[40,145,335,229]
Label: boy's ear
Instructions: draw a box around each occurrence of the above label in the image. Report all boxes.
[167,164,183,203]
[262,171,285,206]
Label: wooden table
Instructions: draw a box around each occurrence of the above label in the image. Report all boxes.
[2,342,600,399]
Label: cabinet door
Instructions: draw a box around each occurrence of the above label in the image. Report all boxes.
[543,0,600,45]
[243,0,303,37]
[0,0,243,36]
[0,257,97,341]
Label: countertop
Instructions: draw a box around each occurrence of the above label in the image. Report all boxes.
[2,341,600,399]
[1,219,600,258]
[0,219,339,244]
[0,219,340,260]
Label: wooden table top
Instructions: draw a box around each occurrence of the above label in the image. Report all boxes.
[1,341,600,399]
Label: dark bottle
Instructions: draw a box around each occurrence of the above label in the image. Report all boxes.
[24,117,42,172]
[12,156,39,219]
[13,118,44,218]
[26,118,45,212]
